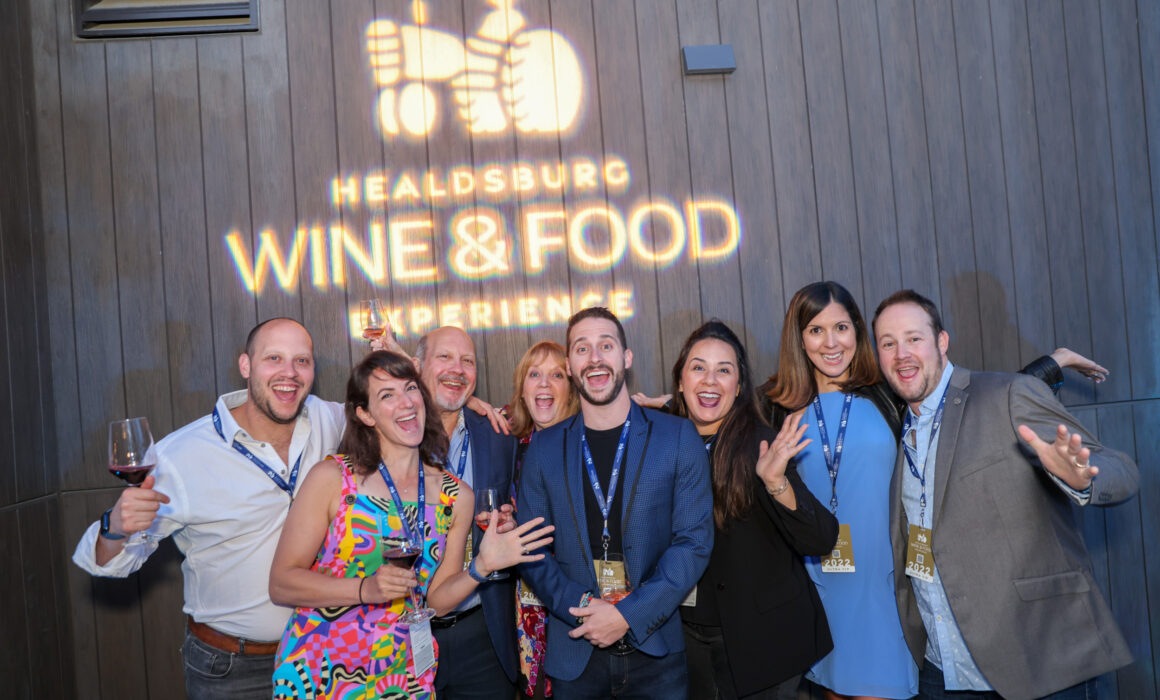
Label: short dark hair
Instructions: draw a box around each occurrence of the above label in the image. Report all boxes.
[338,351,449,474]
[566,307,627,349]
[872,289,944,338]
[244,317,304,357]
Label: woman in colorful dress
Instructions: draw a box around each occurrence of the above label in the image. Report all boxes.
[269,350,554,699]
[506,340,579,698]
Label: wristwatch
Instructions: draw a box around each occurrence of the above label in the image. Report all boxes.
[100,508,126,540]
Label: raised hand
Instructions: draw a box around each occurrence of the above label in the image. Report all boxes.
[475,512,554,576]
[1050,347,1108,383]
[630,392,672,410]
[1017,423,1098,491]
[467,396,511,436]
[756,412,811,494]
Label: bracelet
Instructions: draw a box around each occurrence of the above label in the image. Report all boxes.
[766,478,791,497]
[358,577,367,605]
[467,558,489,583]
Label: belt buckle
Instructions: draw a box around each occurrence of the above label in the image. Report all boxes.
[609,637,634,656]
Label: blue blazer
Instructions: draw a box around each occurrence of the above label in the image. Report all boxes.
[461,409,519,682]
[517,403,713,681]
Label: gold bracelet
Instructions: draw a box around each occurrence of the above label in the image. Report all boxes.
[766,478,791,497]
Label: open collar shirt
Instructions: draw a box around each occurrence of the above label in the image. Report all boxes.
[73,390,345,642]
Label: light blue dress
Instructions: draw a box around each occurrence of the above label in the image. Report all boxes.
[798,390,918,699]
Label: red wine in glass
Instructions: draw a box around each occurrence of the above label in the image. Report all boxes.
[384,544,421,570]
[110,463,156,485]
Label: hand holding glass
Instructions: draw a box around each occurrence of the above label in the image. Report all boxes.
[361,300,387,341]
[379,512,435,623]
[108,417,158,544]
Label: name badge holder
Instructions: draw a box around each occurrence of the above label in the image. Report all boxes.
[901,394,946,584]
[583,420,631,602]
[814,395,856,573]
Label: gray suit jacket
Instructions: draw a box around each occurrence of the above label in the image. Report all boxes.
[889,367,1137,699]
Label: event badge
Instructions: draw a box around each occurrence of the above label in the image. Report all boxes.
[594,558,628,601]
[409,618,436,676]
[905,524,935,582]
[681,585,698,607]
[463,532,473,569]
[821,523,855,573]
[518,579,543,607]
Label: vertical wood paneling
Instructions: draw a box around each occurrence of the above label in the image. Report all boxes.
[153,39,217,427]
[1100,0,1160,402]
[676,0,741,324]
[837,0,902,309]
[1096,405,1154,698]
[590,0,666,394]
[799,0,862,297]
[22,499,71,699]
[285,0,349,400]
[759,0,822,299]
[913,1,983,368]
[875,0,940,328]
[1134,402,1160,698]
[199,35,258,393]
[106,40,175,437]
[951,0,1020,373]
[58,31,126,488]
[635,0,702,380]
[718,0,785,372]
[988,3,1056,369]
[0,509,33,698]
[1026,0,1094,408]
[1062,0,1131,404]
[0,0,23,508]
[1141,1,1160,326]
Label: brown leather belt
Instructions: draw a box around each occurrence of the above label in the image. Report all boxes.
[187,617,279,655]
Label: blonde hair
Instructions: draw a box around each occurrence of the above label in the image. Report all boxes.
[508,341,579,439]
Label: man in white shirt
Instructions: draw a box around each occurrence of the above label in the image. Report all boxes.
[73,318,345,699]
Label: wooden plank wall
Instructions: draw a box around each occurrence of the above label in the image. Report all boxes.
[2,0,1156,696]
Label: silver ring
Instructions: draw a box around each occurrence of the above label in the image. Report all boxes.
[521,546,528,556]
[1072,457,1088,469]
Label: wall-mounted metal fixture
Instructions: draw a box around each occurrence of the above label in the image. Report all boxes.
[682,44,736,75]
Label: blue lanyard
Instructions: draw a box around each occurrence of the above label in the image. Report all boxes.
[902,393,947,524]
[580,419,631,557]
[703,435,716,453]
[212,407,302,498]
[812,393,853,515]
[377,461,426,545]
[451,421,471,481]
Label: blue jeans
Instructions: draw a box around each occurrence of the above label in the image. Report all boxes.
[552,647,689,699]
[181,629,275,700]
[918,662,1099,700]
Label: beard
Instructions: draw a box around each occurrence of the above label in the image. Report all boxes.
[248,380,307,425]
[572,364,626,406]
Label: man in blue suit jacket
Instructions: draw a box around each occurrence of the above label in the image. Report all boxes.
[417,326,519,699]
[518,308,713,698]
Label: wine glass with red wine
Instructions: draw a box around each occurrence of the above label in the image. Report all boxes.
[379,511,435,623]
[361,300,387,342]
[474,488,508,580]
[108,417,158,544]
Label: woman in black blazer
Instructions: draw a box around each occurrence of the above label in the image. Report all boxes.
[661,320,840,699]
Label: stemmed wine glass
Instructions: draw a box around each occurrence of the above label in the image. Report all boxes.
[108,417,158,544]
[473,488,509,580]
[361,300,387,342]
[379,511,435,624]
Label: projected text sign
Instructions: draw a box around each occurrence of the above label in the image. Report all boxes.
[223,1,743,337]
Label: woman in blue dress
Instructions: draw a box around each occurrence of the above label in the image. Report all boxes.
[761,281,916,700]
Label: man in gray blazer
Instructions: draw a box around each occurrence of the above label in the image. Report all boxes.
[872,290,1137,700]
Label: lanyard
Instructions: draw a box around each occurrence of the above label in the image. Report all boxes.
[451,421,471,481]
[812,393,853,515]
[580,419,631,559]
[212,407,302,498]
[703,435,717,454]
[902,393,947,524]
[377,461,426,545]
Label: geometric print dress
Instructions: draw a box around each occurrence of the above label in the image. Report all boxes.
[273,456,461,699]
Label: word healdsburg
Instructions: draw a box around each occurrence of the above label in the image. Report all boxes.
[224,155,741,294]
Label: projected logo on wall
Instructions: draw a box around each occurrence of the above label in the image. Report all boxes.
[224,0,742,338]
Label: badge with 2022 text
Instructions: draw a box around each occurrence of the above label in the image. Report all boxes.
[594,558,628,602]
[905,524,935,582]
[821,523,855,573]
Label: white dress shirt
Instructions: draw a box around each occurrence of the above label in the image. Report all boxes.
[73,391,345,641]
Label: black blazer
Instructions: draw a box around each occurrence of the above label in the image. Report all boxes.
[697,424,839,696]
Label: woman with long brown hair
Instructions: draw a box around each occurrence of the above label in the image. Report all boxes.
[268,351,554,699]
[667,320,839,699]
